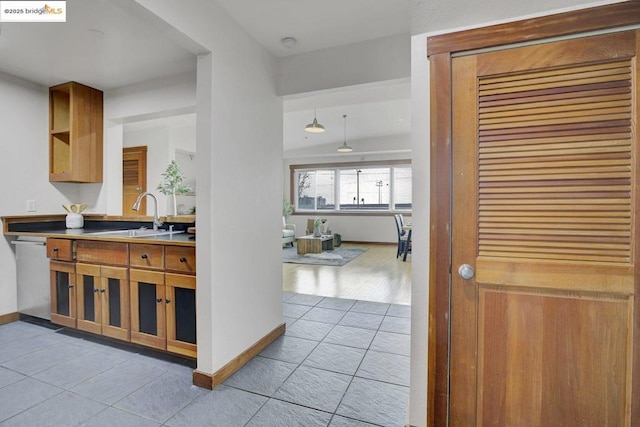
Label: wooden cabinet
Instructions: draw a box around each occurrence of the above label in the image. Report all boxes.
[165,246,195,274]
[130,267,197,358]
[76,263,129,341]
[49,81,103,183]
[130,243,164,270]
[46,237,195,357]
[130,268,166,350]
[50,260,77,328]
[76,240,128,265]
[46,238,75,261]
[166,273,197,358]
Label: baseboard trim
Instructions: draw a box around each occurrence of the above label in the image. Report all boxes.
[0,312,20,325]
[192,322,286,389]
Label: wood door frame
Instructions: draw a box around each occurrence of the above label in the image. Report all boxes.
[426,2,640,425]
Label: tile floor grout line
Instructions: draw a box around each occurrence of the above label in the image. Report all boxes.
[0,293,409,426]
[272,295,386,425]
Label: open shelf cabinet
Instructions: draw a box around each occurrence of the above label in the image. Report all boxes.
[49,81,103,183]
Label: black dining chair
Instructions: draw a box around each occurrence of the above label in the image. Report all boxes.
[402,229,412,262]
[394,214,409,258]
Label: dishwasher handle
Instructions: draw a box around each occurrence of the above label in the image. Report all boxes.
[11,241,46,246]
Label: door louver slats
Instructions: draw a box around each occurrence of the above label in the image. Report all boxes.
[477,60,632,264]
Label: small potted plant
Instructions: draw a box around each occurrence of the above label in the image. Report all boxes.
[313,216,323,237]
[158,160,192,216]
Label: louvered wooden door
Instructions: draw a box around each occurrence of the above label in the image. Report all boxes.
[451,31,639,426]
[123,146,147,216]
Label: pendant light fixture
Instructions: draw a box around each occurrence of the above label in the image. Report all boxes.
[304,109,325,133]
[337,114,353,153]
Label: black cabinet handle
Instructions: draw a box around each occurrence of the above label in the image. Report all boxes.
[100,289,106,293]
[68,284,74,289]
[179,257,187,263]
[93,288,100,293]
[53,247,59,252]
[141,254,148,259]
[156,297,163,303]
[165,299,171,304]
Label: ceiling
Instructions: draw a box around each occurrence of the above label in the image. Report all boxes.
[214,0,410,58]
[0,0,411,153]
[0,0,200,90]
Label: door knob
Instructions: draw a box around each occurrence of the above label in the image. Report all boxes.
[458,264,475,280]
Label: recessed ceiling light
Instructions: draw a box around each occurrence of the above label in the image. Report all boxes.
[281,37,297,49]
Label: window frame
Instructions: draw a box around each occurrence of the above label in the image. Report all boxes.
[289,159,412,215]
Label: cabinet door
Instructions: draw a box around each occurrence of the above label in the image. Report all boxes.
[100,266,129,341]
[76,263,102,335]
[130,268,165,350]
[165,273,197,358]
[50,260,76,328]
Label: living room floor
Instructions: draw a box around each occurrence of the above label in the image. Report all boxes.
[0,292,410,426]
[283,243,411,305]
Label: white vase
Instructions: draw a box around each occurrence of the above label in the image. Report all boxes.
[66,213,84,229]
[313,226,322,237]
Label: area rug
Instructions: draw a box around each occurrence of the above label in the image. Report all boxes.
[282,246,367,266]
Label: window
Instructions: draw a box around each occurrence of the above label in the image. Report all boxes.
[339,168,390,209]
[292,161,411,212]
[297,170,335,210]
[394,166,412,211]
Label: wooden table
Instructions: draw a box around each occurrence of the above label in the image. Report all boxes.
[297,234,334,255]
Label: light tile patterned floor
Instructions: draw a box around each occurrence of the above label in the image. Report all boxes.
[0,293,410,426]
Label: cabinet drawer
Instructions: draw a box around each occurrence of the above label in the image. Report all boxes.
[46,238,75,261]
[130,244,164,270]
[165,246,196,274]
[77,240,128,266]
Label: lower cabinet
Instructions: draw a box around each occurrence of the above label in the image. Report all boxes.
[76,263,129,341]
[50,260,77,328]
[47,238,196,358]
[130,269,196,358]
[166,273,197,358]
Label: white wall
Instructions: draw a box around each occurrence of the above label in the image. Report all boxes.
[101,72,197,216]
[174,150,196,215]
[123,126,171,216]
[122,114,197,217]
[278,33,410,96]
[135,0,283,376]
[0,73,84,316]
[106,71,196,122]
[284,133,410,159]
[409,34,430,426]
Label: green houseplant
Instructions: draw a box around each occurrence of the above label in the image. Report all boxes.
[283,199,294,219]
[157,160,192,216]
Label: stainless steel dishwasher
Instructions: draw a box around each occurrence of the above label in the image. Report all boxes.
[11,236,51,320]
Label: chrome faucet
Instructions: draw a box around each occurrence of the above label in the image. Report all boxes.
[132,192,164,231]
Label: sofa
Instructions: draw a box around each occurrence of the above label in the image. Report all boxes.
[282,217,296,247]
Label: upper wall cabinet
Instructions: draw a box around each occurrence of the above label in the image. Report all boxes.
[49,81,104,183]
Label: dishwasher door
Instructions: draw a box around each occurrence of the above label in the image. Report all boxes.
[11,236,50,320]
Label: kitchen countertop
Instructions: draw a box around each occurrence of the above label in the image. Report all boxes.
[2,214,196,247]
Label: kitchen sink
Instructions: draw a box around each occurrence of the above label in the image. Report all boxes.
[85,228,185,238]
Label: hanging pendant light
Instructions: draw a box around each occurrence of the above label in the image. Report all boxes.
[304,109,325,133]
[337,114,353,153]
